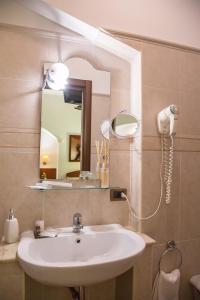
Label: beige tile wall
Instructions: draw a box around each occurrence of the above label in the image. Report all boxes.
[2,22,200,300]
[0,263,24,300]
[0,25,131,300]
[0,25,130,236]
[120,36,200,300]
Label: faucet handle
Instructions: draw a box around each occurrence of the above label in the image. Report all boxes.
[73,212,82,225]
[73,213,83,233]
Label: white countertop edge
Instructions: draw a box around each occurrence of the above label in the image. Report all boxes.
[0,242,18,263]
[125,226,156,245]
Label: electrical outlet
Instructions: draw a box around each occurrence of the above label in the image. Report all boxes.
[110,188,127,201]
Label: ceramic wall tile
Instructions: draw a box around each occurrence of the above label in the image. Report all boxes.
[109,137,133,151]
[179,91,200,138]
[142,85,180,137]
[0,132,39,148]
[109,150,131,189]
[0,78,41,130]
[0,262,24,300]
[180,152,200,240]
[140,38,200,299]
[133,246,153,300]
[120,38,143,52]
[142,42,180,91]
[0,148,43,237]
[179,50,200,93]
[2,22,200,300]
[179,137,200,152]
[91,94,110,147]
[140,150,181,242]
[178,239,200,300]
[153,238,200,300]
[110,88,130,118]
[0,28,53,83]
[44,189,129,228]
[142,136,181,151]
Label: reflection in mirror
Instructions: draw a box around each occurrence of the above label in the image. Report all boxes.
[40,78,92,180]
[101,113,139,139]
[111,113,139,138]
[40,58,111,180]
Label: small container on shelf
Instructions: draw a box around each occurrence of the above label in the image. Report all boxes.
[101,161,109,188]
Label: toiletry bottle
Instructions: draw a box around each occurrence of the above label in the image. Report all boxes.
[4,209,19,244]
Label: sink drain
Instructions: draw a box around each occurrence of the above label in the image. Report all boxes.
[75,238,81,244]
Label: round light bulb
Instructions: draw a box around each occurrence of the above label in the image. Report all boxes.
[47,63,69,90]
[42,154,49,165]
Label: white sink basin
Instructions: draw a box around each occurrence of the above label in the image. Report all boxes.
[17,224,145,286]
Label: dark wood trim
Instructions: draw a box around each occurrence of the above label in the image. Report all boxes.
[40,168,56,179]
[67,78,92,171]
[66,170,80,178]
[82,80,92,171]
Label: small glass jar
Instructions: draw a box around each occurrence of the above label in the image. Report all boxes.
[100,162,109,188]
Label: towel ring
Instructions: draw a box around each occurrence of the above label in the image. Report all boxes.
[159,240,182,273]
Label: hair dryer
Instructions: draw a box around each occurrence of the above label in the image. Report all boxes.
[157,105,178,136]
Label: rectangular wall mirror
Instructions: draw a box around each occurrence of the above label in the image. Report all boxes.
[39,57,111,181]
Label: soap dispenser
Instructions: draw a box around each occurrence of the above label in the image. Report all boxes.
[4,209,19,244]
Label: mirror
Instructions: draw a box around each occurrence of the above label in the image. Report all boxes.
[40,58,111,180]
[101,112,139,139]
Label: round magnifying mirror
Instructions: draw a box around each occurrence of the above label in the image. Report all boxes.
[111,112,139,138]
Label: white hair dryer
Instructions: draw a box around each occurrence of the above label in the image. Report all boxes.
[157,104,179,205]
[157,105,178,136]
[118,105,179,220]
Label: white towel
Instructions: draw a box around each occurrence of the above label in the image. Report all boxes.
[152,269,180,300]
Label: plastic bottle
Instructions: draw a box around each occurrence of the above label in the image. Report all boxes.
[4,209,19,244]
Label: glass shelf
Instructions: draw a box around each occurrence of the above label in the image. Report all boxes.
[27,184,111,191]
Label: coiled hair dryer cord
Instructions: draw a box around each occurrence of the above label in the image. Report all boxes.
[121,134,174,221]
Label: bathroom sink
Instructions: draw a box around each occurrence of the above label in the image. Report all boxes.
[17,224,145,286]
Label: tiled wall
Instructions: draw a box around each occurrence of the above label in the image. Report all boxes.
[0,25,132,300]
[0,25,131,239]
[0,263,24,300]
[120,36,200,299]
[2,22,200,300]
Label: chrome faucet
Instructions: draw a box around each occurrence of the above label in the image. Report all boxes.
[73,213,83,233]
